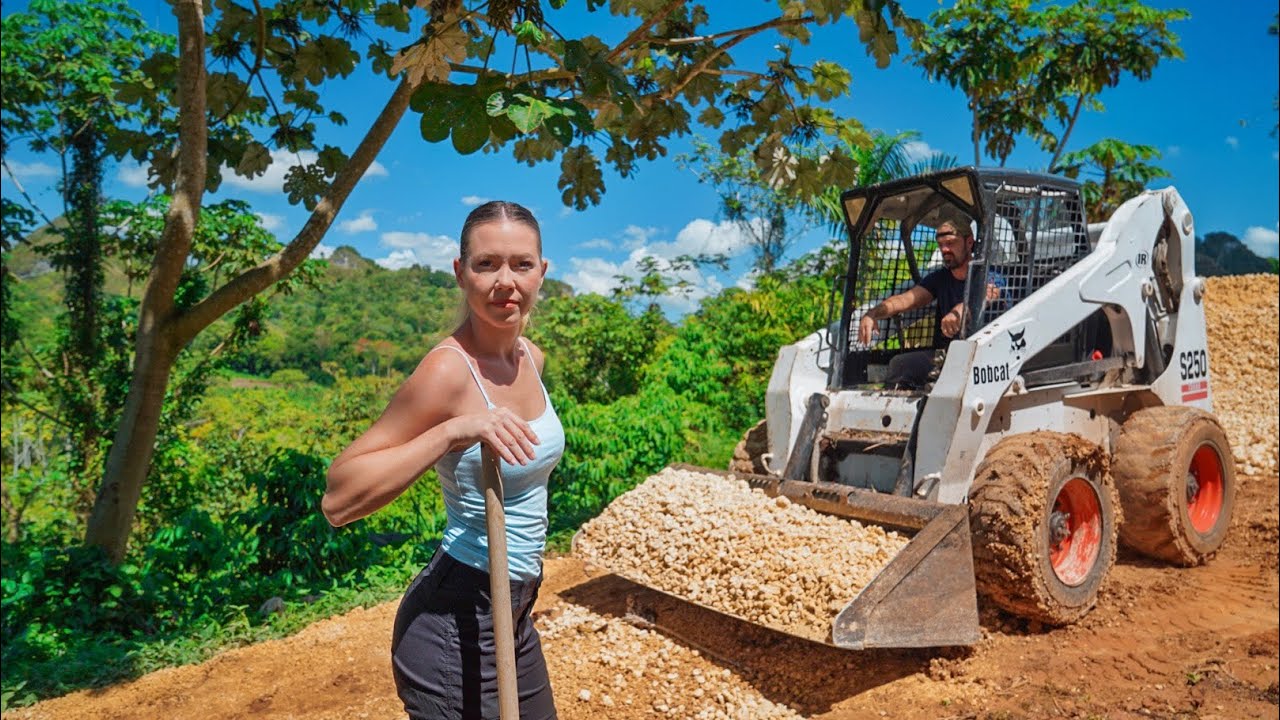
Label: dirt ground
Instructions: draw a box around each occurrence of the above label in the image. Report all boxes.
[7,277,1278,720]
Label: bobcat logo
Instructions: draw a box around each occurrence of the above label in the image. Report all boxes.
[1009,329,1027,359]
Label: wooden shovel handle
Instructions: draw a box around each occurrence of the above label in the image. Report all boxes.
[480,446,519,719]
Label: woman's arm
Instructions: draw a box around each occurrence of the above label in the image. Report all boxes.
[322,350,538,526]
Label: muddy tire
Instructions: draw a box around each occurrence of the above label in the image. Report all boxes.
[969,432,1119,626]
[729,419,770,475]
[1113,406,1236,566]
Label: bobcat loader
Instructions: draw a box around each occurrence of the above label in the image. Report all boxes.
[580,167,1237,649]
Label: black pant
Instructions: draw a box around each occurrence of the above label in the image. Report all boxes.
[391,549,557,719]
[885,350,936,389]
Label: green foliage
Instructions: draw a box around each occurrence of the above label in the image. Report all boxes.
[0,0,172,157]
[807,129,959,238]
[527,293,669,404]
[1057,138,1168,220]
[677,140,813,273]
[227,262,459,379]
[911,0,1188,168]
[392,1,920,209]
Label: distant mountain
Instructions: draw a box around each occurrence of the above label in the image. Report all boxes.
[325,245,375,273]
[6,227,580,381]
[1196,232,1276,276]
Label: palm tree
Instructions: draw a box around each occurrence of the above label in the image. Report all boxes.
[808,130,957,237]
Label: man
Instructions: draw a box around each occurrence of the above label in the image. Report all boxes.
[858,213,1000,388]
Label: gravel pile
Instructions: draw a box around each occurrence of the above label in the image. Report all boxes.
[574,467,909,642]
[1204,274,1279,477]
[538,603,803,719]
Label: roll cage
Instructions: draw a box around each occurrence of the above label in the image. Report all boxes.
[831,167,1092,389]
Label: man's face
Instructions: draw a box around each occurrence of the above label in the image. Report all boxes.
[937,223,973,270]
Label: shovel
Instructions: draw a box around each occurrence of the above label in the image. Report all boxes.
[480,445,519,719]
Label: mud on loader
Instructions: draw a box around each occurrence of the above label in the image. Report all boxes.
[582,167,1237,650]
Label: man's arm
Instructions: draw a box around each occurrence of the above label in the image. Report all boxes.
[859,285,934,344]
[866,285,934,320]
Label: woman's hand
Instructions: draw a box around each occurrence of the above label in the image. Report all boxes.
[448,408,540,465]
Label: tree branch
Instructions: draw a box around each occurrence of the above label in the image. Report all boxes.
[172,79,414,343]
[1047,93,1085,173]
[209,0,266,132]
[605,0,684,62]
[0,378,71,430]
[658,15,814,102]
[138,0,209,355]
[0,158,58,230]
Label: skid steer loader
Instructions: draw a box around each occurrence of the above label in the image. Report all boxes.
[580,167,1237,650]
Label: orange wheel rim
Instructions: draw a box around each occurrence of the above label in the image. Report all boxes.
[1049,477,1103,587]
[1187,444,1225,535]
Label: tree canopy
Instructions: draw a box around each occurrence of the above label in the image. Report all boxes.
[911,0,1188,169]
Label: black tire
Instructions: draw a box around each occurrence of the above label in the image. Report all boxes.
[969,432,1119,626]
[729,419,769,475]
[1113,406,1236,566]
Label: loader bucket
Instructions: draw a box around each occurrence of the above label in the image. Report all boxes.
[574,464,980,650]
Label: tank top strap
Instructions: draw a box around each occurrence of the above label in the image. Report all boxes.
[429,345,494,408]
[517,338,542,381]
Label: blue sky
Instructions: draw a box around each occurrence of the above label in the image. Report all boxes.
[3,1,1277,311]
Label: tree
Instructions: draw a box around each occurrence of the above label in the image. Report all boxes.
[3,0,924,562]
[677,140,812,274]
[527,292,667,405]
[808,129,957,234]
[911,0,1187,170]
[2,1,172,510]
[1056,138,1168,220]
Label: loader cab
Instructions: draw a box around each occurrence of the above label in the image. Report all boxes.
[832,168,1099,390]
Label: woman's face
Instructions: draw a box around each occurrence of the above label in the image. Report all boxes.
[453,220,547,331]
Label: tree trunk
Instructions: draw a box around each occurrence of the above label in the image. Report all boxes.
[1047,94,1085,174]
[83,332,177,561]
[971,103,981,167]
[84,0,207,563]
[83,0,414,562]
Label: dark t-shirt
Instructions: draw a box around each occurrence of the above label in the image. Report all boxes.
[917,267,965,348]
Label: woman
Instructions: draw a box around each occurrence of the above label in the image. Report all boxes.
[322,201,562,719]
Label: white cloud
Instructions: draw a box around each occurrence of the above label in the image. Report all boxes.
[378,249,431,270]
[338,210,377,234]
[561,256,624,296]
[311,243,335,259]
[660,218,756,258]
[577,238,615,250]
[255,212,285,232]
[901,140,936,164]
[222,149,387,193]
[1243,224,1279,259]
[1165,145,1181,158]
[1225,136,1239,150]
[3,159,58,182]
[117,161,151,188]
[375,231,457,271]
[461,195,491,207]
[561,217,760,311]
[621,225,661,250]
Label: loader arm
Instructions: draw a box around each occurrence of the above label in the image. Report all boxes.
[917,188,1198,504]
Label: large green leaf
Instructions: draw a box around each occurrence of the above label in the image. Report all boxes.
[450,99,490,155]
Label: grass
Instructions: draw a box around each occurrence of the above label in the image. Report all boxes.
[1,558,423,710]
